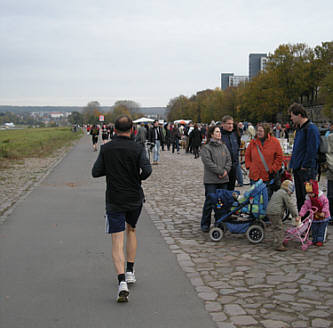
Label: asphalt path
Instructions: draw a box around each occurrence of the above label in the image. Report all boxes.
[0,135,215,328]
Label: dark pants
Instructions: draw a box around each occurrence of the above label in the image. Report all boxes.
[172,139,179,153]
[193,146,199,158]
[293,168,317,211]
[311,221,328,243]
[227,166,237,191]
[166,139,171,151]
[201,183,228,229]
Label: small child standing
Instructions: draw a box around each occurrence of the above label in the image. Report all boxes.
[299,180,331,246]
[266,180,300,251]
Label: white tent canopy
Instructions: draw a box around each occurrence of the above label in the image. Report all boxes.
[133,117,154,123]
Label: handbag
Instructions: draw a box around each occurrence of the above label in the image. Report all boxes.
[256,145,281,191]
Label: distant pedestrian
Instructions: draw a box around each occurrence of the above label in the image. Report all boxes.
[200,125,231,232]
[327,133,333,222]
[90,124,99,151]
[325,123,333,137]
[165,123,172,151]
[135,123,147,145]
[171,124,181,154]
[101,123,109,144]
[189,124,202,159]
[92,115,152,302]
[149,120,164,164]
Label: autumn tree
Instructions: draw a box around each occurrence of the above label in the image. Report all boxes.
[82,101,102,124]
[68,111,84,125]
[112,100,142,120]
[320,70,333,120]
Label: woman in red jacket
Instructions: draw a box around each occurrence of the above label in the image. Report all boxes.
[245,123,283,190]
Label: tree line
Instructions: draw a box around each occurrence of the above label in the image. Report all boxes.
[68,100,143,125]
[166,42,333,123]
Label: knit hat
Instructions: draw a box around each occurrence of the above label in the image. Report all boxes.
[281,179,294,193]
[305,179,319,196]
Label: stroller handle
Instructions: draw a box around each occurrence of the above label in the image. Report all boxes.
[309,207,318,215]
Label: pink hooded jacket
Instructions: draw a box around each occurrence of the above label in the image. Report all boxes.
[299,191,331,220]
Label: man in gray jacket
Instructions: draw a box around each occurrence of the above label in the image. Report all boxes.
[326,133,333,222]
[200,126,232,232]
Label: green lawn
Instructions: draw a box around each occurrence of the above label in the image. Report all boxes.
[0,127,82,167]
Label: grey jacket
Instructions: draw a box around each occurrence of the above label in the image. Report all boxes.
[201,140,232,184]
[266,189,298,218]
[326,133,333,181]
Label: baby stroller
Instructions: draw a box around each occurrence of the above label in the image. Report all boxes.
[283,207,318,251]
[208,180,269,244]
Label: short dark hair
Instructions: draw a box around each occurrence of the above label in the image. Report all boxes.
[206,125,220,143]
[222,115,234,123]
[115,115,133,132]
[288,103,308,118]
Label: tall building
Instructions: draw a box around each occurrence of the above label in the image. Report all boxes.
[260,56,268,72]
[221,73,248,90]
[249,53,267,79]
[229,75,248,87]
[221,73,234,90]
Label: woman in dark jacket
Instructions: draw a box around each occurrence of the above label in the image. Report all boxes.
[189,124,202,158]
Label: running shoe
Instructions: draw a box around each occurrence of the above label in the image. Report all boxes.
[125,271,136,284]
[117,281,129,303]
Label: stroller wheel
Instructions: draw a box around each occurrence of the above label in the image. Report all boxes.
[246,225,264,244]
[209,227,224,242]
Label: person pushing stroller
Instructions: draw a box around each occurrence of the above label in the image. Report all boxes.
[266,180,300,251]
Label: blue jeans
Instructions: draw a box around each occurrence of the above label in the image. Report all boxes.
[153,140,160,162]
[201,183,228,229]
[311,220,329,243]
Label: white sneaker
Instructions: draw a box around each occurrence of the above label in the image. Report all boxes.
[117,281,129,303]
[125,271,136,284]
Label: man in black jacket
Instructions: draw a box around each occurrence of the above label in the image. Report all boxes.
[221,115,240,190]
[149,120,164,164]
[92,115,152,302]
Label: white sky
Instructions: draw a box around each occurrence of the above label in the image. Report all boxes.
[0,0,332,107]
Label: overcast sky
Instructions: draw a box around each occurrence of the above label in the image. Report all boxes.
[0,0,332,108]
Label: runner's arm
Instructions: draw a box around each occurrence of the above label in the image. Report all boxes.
[92,151,106,177]
[139,147,152,180]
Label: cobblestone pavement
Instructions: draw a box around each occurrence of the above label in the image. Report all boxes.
[142,150,333,328]
[0,147,70,223]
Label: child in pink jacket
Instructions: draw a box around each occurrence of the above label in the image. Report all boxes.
[299,180,331,246]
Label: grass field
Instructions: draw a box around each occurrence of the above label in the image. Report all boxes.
[0,127,82,168]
